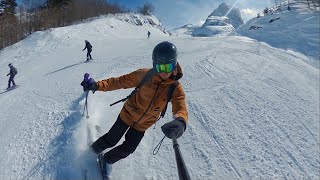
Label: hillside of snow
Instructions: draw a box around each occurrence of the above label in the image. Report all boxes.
[236,3,320,68]
[0,12,319,180]
[171,24,199,37]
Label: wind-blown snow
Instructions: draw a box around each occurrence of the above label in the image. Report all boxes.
[0,12,319,180]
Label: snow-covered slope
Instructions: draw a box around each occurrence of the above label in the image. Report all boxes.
[237,3,320,68]
[170,24,199,36]
[0,13,319,180]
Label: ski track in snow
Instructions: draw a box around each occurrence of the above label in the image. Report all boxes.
[0,14,319,180]
[181,40,319,179]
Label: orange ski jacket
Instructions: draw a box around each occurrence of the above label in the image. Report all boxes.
[96,64,188,131]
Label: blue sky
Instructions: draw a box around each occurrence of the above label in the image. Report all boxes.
[16,0,274,29]
[110,0,274,29]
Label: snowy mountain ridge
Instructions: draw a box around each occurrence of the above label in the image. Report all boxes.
[209,2,244,28]
[192,3,243,37]
[113,13,168,34]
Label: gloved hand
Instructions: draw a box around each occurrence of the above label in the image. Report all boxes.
[161,118,186,139]
[81,73,98,92]
[6,74,9,76]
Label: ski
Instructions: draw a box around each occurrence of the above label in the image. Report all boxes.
[97,154,111,180]
[83,168,88,180]
[4,85,20,91]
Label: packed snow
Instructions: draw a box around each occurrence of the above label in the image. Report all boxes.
[0,11,319,180]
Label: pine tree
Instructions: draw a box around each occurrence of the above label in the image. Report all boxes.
[0,0,17,15]
[137,2,154,15]
[45,0,72,8]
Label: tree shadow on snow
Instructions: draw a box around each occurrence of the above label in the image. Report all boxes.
[45,62,84,76]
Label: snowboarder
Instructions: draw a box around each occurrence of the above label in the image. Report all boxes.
[147,31,151,38]
[6,63,17,90]
[81,41,188,180]
[82,40,92,61]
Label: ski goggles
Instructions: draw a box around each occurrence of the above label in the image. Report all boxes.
[155,63,175,73]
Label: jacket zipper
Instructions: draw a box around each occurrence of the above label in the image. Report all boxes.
[133,82,162,128]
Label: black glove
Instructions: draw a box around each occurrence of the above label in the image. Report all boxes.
[81,80,98,92]
[161,118,186,139]
[7,74,9,76]
[81,74,98,92]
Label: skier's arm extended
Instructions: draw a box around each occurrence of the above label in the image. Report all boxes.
[96,69,147,91]
[161,83,188,139]
[171,83,188,124]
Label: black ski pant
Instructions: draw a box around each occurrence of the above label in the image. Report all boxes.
[91,116,145,164]
[87,49,92,60]
[8,75,16,88]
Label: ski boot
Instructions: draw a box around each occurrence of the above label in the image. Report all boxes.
[98,154,112,180]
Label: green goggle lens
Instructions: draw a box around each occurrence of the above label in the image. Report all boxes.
[155,63,175,73]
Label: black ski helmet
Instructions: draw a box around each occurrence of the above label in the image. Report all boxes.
[152,41,177,68]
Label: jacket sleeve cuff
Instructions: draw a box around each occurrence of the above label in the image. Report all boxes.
[175,117,186,130]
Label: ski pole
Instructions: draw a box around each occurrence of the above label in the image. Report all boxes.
[85,91,89,118]
[82,91,89,118]
[172,138,191,180]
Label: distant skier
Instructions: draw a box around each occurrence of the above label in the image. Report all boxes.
[81,41,188,180]
[147,31,151,38]
[6,63,17,90]
[82,40,92,61]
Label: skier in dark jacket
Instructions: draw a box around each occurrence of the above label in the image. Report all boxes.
[82,40,92,61]
[81,41,188,180]
[6,63,17,90]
